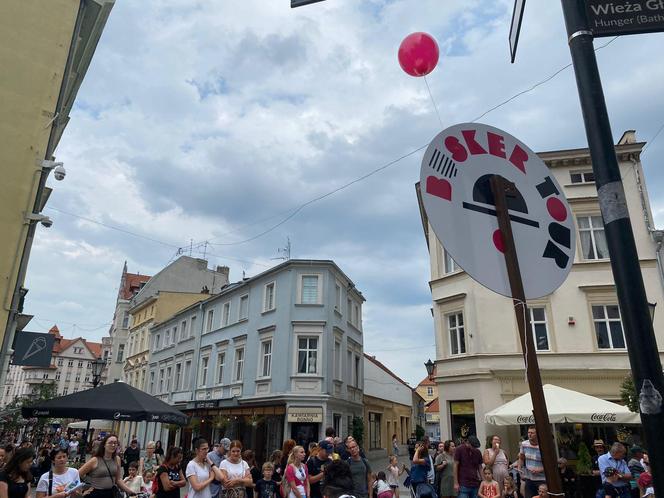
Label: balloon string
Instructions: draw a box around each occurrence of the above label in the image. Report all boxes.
[423,74,444,131]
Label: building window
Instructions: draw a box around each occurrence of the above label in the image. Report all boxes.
[335,284,342,311]
[570,170,595,184]
[333,414,341,436]
[43,373,49,380]
[75,374,80,382]
[57,358,63,367]
[122,312,129,328]
[334,340,341,380]
[165,367,172,391]
[448,312,466,355]
[216,352,225,384]
[222,302,231,327]
[298,337,318,374]
[529,307,550,351]
[74,347,83,354]
[347,350,352,384]
[68,360,74,367]
[117,344,124,363]
[154,334,161,352]
[368,412,382,450]
[199,357,209,387]
[260,340,272,377]
[149,371,155,394]
[183,360,192,389]
[158,369,164,393]
[165,329,171,346]
[239,295,249,320]
[444,249,460,274]
[206,310,214,333]
[234,348,244,381]
[174,363,182,390]
[264,282,276,312]
[301,275,319,304]
[354,355,361,387]
[578,215,608,260]
[180,320,188,341]
[55,372,61,381]
[427,386,434,396]
[63,388,68,395]
[347,299,352,318]
[352,303,360,327]
[592,305,626,349]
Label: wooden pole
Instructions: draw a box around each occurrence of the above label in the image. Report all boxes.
[490,175,562,497]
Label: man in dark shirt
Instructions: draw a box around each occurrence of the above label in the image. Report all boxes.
[603,467,621,498]
[407,433,417,461]
[308,440,333,498]
[592,440,607,491]
[454,436,483,498]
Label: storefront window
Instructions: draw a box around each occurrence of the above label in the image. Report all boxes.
[369,412,382,449]
[449,400,476,440]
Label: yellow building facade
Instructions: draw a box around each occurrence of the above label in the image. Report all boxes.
[0,0,114,381]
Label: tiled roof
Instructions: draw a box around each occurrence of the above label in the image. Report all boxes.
[120,272,151,300]
[425,398,439,413]
[48,325,102,359]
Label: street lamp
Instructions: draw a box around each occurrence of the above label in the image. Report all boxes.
[91,358,105,388]
[424,359,435,381]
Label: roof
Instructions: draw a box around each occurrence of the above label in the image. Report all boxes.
[364,353,412,390]
[49,326,102,359]
[119,262,151,301]
[425,398,439,413]
[417,367,437,387]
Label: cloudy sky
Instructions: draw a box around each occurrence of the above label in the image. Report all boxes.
[25,0,664,386]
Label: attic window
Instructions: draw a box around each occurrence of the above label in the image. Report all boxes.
[73,347,83,354]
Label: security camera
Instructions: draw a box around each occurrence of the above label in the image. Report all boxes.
[25,213,53,228]
[53,164,66,181]
[40,216,53,228]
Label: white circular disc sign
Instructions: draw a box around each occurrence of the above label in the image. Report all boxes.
[420,123,575,299]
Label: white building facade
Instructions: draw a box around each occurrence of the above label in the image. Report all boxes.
[419,131,664,452]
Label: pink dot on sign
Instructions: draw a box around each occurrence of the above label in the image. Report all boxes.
[493,229,505,253]
[547,197,567,222]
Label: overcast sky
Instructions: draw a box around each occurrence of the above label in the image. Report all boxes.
[25,0,664,387]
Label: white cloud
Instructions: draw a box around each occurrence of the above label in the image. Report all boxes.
[23,0,664,387]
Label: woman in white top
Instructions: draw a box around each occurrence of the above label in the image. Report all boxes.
[219,441,251,498]
[35,449,80,498]
[185,439,222,498]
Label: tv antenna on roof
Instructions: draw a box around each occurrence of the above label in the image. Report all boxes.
[271,237,291,261]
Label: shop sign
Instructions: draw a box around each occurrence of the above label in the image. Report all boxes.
[287,407,323,423]
[194,401,218,409]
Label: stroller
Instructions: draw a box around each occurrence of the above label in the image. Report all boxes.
[404,467,438,498]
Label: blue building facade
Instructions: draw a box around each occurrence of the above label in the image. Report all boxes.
[148,260,365,460]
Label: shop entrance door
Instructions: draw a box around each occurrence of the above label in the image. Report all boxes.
[291,423,319,449]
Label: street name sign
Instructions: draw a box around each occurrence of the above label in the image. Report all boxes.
[586,0,664,37]
[12,331,55,367]
[419,123,575,299]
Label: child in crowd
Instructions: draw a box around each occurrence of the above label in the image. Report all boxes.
[538,484,548,498]
[603,468,621,498]
[124,461,146,495]
[387,455,405,498]
[143,469,155,496]
[256,462,279,498]
[374,471,393,498]
[478,468,499,498]
[503,475,518,498]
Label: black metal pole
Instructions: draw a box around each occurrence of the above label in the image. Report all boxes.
[560,0,664,491]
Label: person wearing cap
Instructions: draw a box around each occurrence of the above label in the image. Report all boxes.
[598,443,631,498]
[208,438,231,498]
[592,440,607,481]
[308,441,333,498]
[627,447,645,498]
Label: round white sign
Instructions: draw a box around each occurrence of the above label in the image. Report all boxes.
[420,123,575,299]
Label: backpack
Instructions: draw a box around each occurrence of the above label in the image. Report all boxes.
[153,466,166,495]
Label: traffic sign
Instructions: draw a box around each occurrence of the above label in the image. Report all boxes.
[586,0,664,37]
[12,331,55,367]
[509,0,526,62]
[419,123,575,299]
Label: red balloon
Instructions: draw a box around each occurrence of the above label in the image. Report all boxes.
[398,32,440,77]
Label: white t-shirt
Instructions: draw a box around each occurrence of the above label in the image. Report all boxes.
[186,460,212,498]
[69,441,79,452]
[37,468,80,494]
[219,459,249,481]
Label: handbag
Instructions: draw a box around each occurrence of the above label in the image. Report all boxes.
[101,457,124,498]
[280,465,291,498]
[222,488,246,498]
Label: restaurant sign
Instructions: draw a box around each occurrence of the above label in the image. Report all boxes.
[586,0,664,37]
[287,406,323,423]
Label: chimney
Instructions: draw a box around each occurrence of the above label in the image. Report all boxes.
[216,265,230,282]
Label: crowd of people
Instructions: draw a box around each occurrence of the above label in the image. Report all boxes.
[403,428,654,498]
[0,427,654,498]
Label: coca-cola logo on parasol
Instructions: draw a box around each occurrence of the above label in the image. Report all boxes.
[590,413,617,422]
[420,123,576,299]
[516,415,535,424]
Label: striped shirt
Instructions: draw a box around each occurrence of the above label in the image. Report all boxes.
[520,441,545,481]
